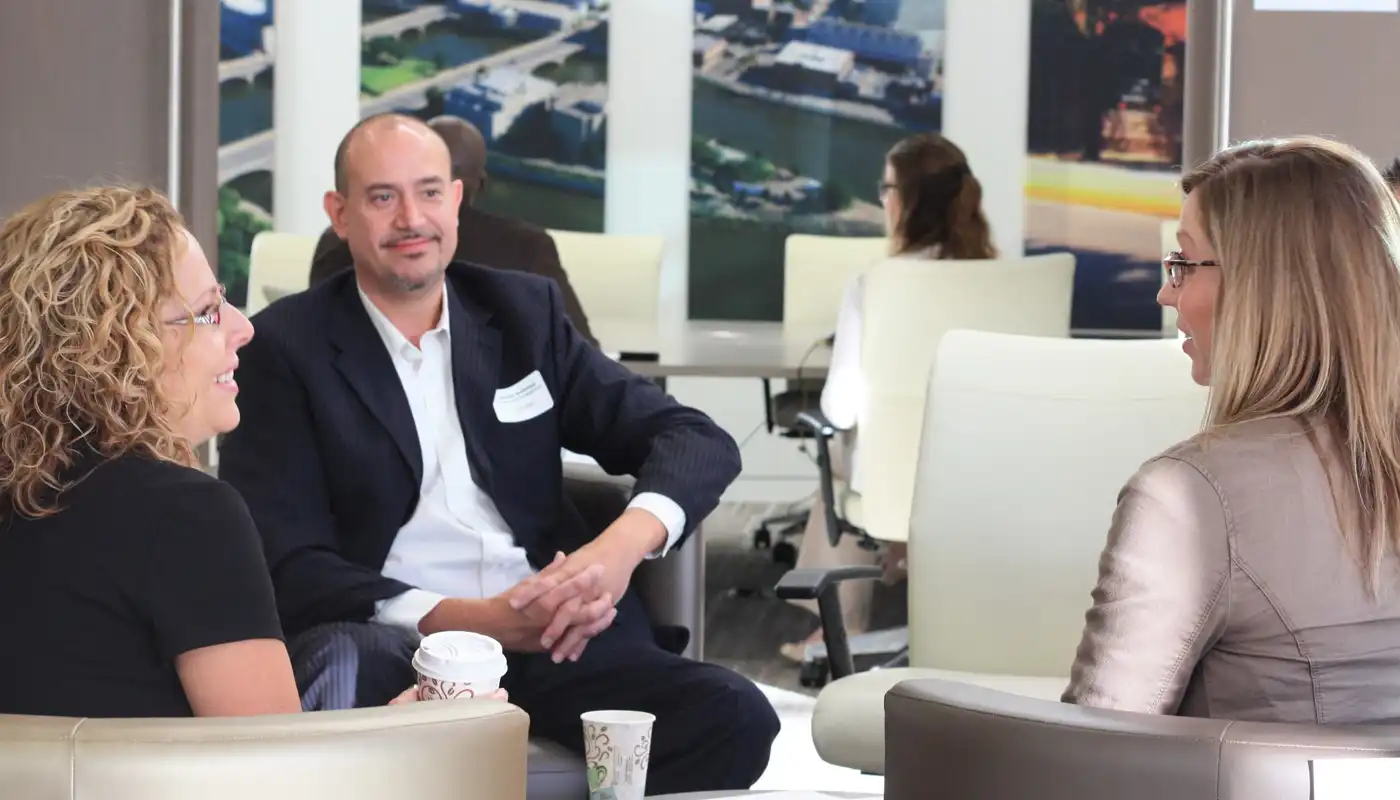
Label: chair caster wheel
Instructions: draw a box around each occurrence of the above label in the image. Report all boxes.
[799,658,829,688]
[753,526,772,549]
[772,540,797,567]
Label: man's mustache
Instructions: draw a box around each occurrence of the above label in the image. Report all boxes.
[382,231,439,246]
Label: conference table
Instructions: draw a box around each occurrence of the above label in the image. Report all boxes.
[592,318,832,380]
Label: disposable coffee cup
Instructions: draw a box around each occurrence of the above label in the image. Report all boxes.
[581,709,655,800]
[412,631,507,701]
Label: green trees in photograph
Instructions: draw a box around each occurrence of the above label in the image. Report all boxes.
[216,184,270,308]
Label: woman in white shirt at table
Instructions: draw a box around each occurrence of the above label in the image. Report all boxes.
[783,132,998,660]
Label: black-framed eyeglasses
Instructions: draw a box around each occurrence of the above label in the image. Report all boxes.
[164,284,227,327]
[1163,251,1219,289]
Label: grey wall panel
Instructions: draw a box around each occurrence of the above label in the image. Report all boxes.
[0,0,172,216]
[0,0,218,249]
[1185,0,1400,167]
[180,0,222,255]
[1183,0,1229,169]
[1227,0,1400,164]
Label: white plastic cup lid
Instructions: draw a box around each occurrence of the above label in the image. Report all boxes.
[412,631,508,684]
[581,709,656,726]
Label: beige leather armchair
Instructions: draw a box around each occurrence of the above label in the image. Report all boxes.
[885,678,1400,800]
[0,699,527,800]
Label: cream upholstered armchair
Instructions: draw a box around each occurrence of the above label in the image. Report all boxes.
[886,678,1400,800]
[246,231,317,315]
[788,331,1208,774]
[778,254,1076,683]
[0,699,527,800]
[546,229,663,324]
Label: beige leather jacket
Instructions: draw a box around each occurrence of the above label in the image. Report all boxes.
[1064,416,1400,724]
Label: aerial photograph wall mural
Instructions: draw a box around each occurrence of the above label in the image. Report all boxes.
[217,0,610,307]
[687,0,945,320]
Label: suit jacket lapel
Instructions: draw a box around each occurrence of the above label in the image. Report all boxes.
[327,278,424,486]
[445,279,500,497]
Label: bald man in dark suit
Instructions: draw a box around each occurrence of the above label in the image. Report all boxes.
[309,116,597,345]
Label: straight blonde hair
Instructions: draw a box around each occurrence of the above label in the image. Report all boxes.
[1182,137,1400,591]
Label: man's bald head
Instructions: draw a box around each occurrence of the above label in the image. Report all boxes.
[427,116,489,203]
[332,113,446,195]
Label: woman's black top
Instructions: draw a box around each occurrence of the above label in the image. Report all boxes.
[0,452,283,718]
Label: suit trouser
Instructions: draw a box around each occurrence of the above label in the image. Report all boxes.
[287,605,780,796]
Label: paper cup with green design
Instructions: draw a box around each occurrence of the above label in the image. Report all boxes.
[581,709,654,800]
[411,631,507,701]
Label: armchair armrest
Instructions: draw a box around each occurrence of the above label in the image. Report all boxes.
[794,409,836,438]
[561,465,700,659]
[633,541,701,659]
[774,566,882,601]
[14,701,529,799]
[775,565,883,681]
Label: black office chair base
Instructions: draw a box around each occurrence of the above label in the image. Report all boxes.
[753,521,803,568]
[799,659,829,688]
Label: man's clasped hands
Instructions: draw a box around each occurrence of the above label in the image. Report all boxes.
[418,507,669,663]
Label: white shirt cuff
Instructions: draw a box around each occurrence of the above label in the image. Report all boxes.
[627,492,687,559]
[372,588,447,634]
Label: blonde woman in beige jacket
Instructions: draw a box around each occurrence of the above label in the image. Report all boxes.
[1065,137,1400,724]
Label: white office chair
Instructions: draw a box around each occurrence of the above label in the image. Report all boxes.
[799,330,1209,774]
[782,234,889,328]
[753,235,891,556]
[780,253,1078,684]
[547,229,663,325]
[246,232,317,316]
[850,253,1078,543]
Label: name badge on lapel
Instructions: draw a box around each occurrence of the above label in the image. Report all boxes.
[493,370,555,423]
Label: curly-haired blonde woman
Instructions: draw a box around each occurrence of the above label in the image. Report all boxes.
[1064,137,1400,724]
[0,185,309,718]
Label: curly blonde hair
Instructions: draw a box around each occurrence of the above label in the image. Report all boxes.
[0,185,195,519]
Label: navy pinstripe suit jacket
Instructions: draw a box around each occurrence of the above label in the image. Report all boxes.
[218,263,740,637]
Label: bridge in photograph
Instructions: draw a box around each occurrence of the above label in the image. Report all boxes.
[359,28,586,116]
[218,130,273,185]
[217,22,595,184]
[362,3,451,39]
[219,4,453,85]
[465,0,587,24]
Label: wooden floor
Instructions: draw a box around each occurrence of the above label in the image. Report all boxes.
[700,502,906,695]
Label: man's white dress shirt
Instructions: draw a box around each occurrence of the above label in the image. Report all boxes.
[357,284,686,633]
